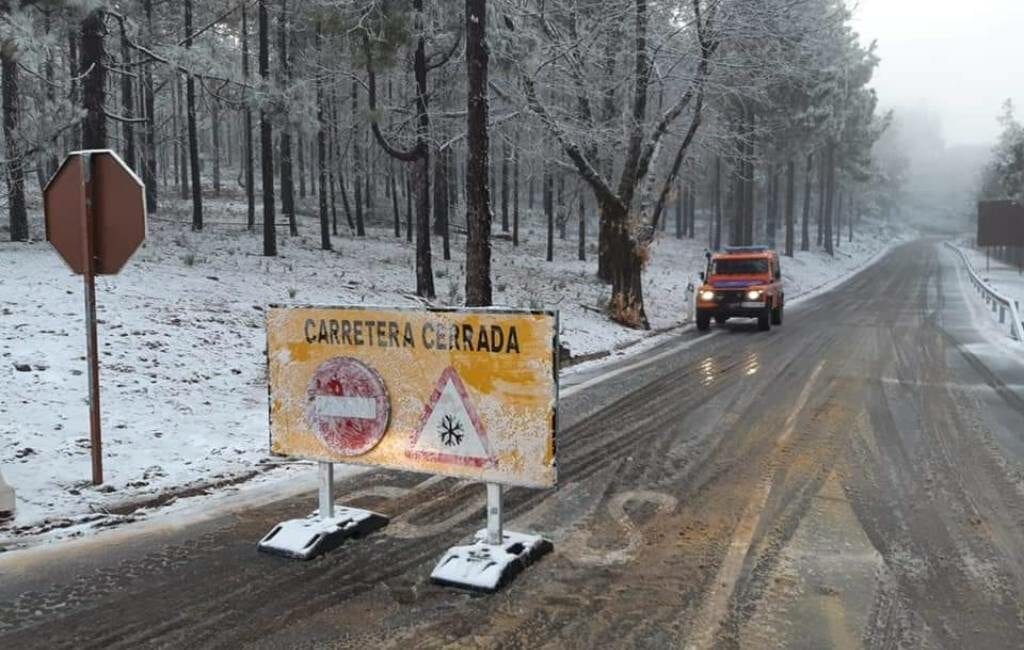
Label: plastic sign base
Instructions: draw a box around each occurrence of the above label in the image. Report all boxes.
[431,529,552,592]
[0,469,14,520]
[257,506,388,560]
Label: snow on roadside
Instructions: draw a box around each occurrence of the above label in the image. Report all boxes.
[0,195,900,546]
[957,244,1024,314]
[952,243,1024,346]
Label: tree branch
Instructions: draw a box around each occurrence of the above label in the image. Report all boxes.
[521,71,623,212]
[362,32,418,162]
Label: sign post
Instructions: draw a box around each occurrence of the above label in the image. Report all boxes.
[261,306,558,590]
[81,154,103,485]
[44,150,146,485]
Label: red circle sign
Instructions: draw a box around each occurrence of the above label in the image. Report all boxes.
[305,357,390,456]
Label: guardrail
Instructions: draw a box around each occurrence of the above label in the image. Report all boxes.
[944,241,1024,343]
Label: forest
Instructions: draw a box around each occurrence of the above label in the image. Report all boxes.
[0,0,893,329]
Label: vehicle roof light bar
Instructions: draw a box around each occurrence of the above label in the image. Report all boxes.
[723,245,770,253]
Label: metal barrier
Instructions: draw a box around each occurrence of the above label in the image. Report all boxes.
[944,241,1024,343]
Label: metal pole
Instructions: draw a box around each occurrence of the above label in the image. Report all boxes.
[318,461,334,520]
[82,153,103,486]
[486,482,502,545]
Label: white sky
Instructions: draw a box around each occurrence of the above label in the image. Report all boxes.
[851,0,1024,146]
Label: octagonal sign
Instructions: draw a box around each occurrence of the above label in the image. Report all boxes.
[43,150,146,275]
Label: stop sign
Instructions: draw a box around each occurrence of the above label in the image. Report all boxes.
[43,150,146,275]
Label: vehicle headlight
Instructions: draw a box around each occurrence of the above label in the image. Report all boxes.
[700,290,716,301]
[746,290,763,301]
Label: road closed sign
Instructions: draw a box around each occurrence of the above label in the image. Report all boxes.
[267,306,558,488]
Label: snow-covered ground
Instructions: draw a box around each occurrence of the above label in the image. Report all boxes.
[0,192,902,547]
[953,243,1024,346]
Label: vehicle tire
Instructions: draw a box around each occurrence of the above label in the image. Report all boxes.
[758,307,771,331]
[697,311,711,331]
[715,315,728,325]
[771,302,783,325]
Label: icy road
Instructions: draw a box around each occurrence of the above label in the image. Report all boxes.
[2,239,1024,648]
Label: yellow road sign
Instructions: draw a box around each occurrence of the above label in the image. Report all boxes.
[267,306,558,488]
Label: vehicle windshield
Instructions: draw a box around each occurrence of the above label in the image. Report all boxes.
[712,258,769,275]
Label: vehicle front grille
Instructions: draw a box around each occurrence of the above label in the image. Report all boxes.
[715,290,745,305]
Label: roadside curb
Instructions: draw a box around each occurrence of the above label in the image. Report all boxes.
[561,322,692,368]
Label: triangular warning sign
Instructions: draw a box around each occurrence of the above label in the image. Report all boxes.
[407,367,494,468]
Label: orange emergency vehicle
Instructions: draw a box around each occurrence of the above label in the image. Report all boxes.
[696,246,784,332]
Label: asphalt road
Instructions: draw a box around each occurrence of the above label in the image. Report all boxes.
[2,239,1024,649]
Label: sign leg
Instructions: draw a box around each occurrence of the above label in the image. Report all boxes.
[486,483,503,545]
[318,461,334,520]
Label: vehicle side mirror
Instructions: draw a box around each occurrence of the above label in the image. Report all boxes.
[699,271,705,281]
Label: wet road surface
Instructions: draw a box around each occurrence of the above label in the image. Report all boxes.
[2,239,1024,648]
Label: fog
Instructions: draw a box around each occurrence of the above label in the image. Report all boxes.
[852,0,1023,232]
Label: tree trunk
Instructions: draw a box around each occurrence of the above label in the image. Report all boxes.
[259,0,276,256]
[823,140,835,256]
[185,0,203,230]
[211,101,221,195]
[67,18,80,148]
[557,173,566,240]
[352,80,365,237]
[242,3,254,229]
[713,156,722,250]
[688,181,696,238]
[817,151,826,247]
[2,0,26,241]
[405,169,412,242]
[279,0,296,236]
[675,182,683,239]
[315,19,330,251]
[785,159,795,257]
[464,0,491,305]
[434,146,450,261]
[143,0,158,213]
[80,9,106,149]
[544,166,554,262]
[177,76,189,199]
[578,187,586,261]
[44,10,57,178]
[835,189,842,249]
[500,138,509,232]
[297,137,306,199]
[597,197,613,282]
[513,130,520,247]
[603,198,648,328]
[766,164,776,249]
[849,195,854,243]
[801,151,812,252]
[119,21,135,171]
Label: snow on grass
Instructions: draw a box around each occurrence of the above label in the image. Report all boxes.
[0,192,899,546]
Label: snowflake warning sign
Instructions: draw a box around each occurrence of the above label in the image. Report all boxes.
[267,305,558,488]
[407,367,494,468]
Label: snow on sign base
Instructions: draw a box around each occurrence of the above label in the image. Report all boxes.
[431,529,553,592]
[267,306,558,488]
[257,506,389,560]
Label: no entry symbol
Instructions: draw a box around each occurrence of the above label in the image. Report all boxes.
[306,357,391,456]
